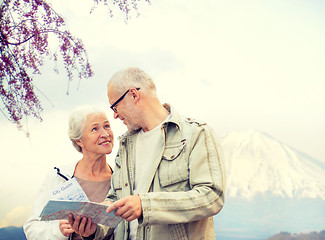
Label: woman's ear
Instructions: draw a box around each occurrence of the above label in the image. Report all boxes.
[76,139,83,148]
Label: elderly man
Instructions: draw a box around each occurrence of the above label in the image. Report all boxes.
[70,67,226,240]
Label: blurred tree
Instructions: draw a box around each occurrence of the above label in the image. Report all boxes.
[0,0,150,131]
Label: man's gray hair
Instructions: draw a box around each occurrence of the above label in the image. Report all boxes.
[108,67,156,95]
[68,105,107,153]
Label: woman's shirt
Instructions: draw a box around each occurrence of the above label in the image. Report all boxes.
[72,177,111,240]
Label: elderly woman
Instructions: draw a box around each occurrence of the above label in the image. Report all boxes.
[24,105,114,240]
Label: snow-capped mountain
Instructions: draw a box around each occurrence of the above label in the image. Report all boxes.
[220,129,325,200]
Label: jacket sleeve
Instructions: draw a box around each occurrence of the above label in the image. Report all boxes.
[138,124,226,226]
[23,171,68,240]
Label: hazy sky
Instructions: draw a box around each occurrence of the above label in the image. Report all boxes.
[0,0,324,227]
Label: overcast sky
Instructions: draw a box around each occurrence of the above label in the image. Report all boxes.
[0,0,324,228]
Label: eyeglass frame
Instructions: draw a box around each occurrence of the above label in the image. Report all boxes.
[110,87,140,113]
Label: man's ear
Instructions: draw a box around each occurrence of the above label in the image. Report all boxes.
[129,88,140,102]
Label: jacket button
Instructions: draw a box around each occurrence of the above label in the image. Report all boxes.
[124,183,128,187]
[171,155,175,159]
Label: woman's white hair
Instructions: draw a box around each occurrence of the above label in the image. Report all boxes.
[68,105,107,153]
[108,67,157,95]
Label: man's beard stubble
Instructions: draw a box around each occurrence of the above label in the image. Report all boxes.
[124,101,142,131]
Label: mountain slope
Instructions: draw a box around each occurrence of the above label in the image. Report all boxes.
[0,227,26,240]
[220,129,325,200]
[266,230,325,240]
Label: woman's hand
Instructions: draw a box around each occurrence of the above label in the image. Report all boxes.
[59,219,75,237]
[68,213,97,237]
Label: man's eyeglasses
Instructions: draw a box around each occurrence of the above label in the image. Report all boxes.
[110,87,140,113]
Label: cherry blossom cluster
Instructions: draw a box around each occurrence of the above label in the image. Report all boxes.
[0,0,92,128]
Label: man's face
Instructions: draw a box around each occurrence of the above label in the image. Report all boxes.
[107,85,141,131]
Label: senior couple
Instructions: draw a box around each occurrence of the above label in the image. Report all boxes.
[24,67,226,240]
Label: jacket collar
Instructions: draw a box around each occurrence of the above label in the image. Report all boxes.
[162,103,182,131]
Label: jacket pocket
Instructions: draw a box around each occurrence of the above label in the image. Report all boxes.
[159,140,189,190]
[168,223,188,240]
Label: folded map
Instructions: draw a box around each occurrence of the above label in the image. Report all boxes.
[40,200,122,227]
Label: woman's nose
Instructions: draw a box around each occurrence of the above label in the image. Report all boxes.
[100,128,109,137]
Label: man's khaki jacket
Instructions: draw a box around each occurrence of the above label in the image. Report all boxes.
[93,104,226,240]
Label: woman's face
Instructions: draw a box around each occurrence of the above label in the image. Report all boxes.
[77,113,114,156]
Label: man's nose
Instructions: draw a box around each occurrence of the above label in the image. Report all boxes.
[113,112,119,119]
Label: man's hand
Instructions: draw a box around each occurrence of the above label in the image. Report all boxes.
[106,195,142,222]
[68,213,97,237]
[59,219,74,237]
